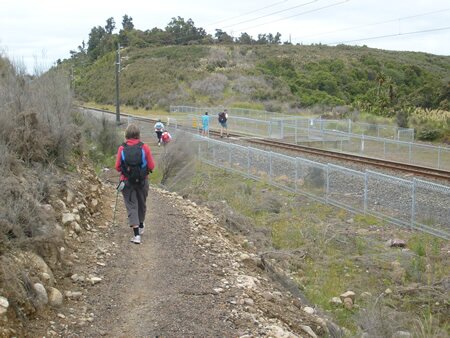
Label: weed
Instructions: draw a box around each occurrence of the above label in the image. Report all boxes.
[412,312,449,337]
[354,237,367,255]
[354,214,381,226]
[158,132,196,185]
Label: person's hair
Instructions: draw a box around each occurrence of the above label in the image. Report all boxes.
[205,112,208,115]
[125,124,140,139]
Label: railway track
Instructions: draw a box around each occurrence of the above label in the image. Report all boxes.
[80,106,450,181]
[246,138,450,181]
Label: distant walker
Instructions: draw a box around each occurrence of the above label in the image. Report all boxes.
[218,109,229,138]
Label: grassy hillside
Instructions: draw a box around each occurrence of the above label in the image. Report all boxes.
[68,44,450,140]
[71,44,449,110]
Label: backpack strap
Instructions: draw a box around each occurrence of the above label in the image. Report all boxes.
[121,142,127,161]
[139,142,147,168]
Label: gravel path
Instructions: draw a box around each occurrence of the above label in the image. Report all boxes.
[79,188,237,337]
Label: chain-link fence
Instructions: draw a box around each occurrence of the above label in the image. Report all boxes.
[170,105,275,120]
[172,110,448,170]
[171,105,415,141]
[196,136,450,239]
[80,107,449,239]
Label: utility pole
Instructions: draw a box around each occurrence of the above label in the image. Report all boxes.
[115,43,121,125]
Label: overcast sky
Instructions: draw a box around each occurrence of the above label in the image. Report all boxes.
[1,0,449,72]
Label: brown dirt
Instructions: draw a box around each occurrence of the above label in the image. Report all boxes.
[79,188,237,336]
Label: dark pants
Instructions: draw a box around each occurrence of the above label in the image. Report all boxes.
[156,131,163,142]
[121,179,149,226]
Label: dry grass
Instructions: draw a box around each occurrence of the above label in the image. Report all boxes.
[0,55,122,327]
[157,132,196,185]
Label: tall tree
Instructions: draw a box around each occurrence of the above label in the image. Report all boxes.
[215,29,233,44]
[122,15,134,31]
[105,17,116,34]
[256,34,268,45]
[165,17,206,44]
[87,26,106,60]
[273,32,282,44]
[237,32,253,44]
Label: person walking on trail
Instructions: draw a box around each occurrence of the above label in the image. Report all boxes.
[201,112,210,137]
[115,124,155,244]
[154,119,165,146]
[161,130,172,145]
[218,109,229,138]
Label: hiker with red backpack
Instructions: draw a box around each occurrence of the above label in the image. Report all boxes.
[115,124,155,244]
[161,130,172,145]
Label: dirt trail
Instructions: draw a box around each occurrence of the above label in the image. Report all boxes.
[81,188,236,336]
[24,160,327,338]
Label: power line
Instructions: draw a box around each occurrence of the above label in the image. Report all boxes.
[205,0,289,27]
[299,7,450,39]
[238,0,351,32]
[327,26,450,45]
[220,0,320,29]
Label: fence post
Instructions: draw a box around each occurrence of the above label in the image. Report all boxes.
[294,158,299,193]
[247,147,251,175]
[364,172,368,213]
[383,140,386,158]
[307,121,310,140]
[269,152,273,182]
[411,179,416,229]
[361,134,365,154]
[229,143,232,167]
[438,147,441,169]
[326,165,330,203]
[295,119,298,144]
[408,143,412,163]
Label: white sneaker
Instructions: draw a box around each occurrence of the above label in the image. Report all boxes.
[139,227,144,235]
[130,235,141,244]
[158,142,161,146]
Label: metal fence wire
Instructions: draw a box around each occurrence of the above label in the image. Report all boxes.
[171,105,415,141]
[81,108,449,240]
[171,106,447,170]
[195,136,450,239]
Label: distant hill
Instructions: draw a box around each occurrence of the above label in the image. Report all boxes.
[68,44,449,118]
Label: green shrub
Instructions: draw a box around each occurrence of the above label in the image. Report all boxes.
[417,128,442,141]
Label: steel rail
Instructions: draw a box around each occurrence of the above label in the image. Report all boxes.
[247,138,450,181]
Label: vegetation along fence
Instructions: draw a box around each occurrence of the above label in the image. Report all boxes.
[170,105,415,141]
[182,112,448,170]
[170,105,275,120]
[194,136,450,240]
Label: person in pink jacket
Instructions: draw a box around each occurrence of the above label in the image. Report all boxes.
[115,124,155,244]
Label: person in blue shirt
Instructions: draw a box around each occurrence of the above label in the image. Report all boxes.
[201,112,210,137]
[154,119,165,146]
